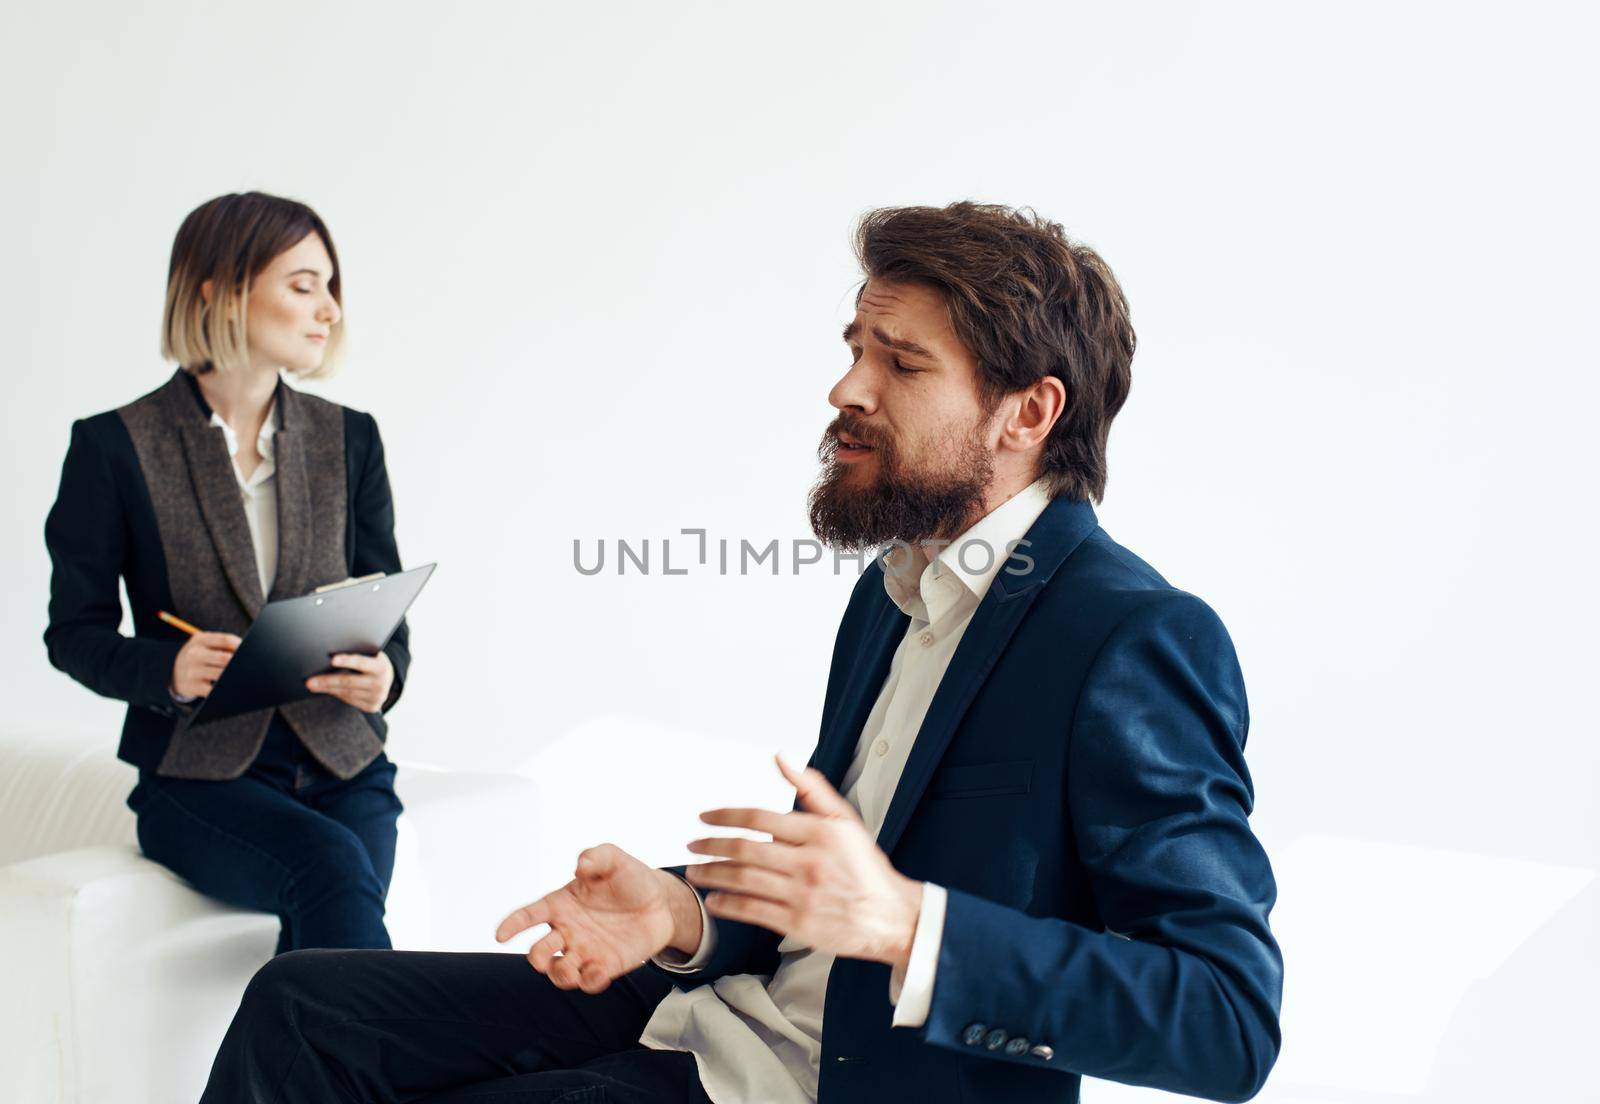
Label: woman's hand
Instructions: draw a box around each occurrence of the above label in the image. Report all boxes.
[170,631,242,698]
[305,651,394,713]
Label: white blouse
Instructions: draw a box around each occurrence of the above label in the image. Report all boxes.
[209,399,279,598]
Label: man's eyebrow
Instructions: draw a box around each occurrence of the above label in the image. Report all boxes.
[840,320,937,360]
[874,327,936,358]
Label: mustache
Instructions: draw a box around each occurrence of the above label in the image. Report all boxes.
[818,414,890,458]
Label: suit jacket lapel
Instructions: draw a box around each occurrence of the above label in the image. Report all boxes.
[875,496,1102,855]
[874,583,1041,854]
[810,582,907,791]
[162,374,265,618]
[269,381,311,602]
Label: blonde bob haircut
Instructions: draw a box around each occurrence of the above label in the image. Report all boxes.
[162,191,345,378]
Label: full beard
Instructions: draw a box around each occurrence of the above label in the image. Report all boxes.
[807,416,994,552]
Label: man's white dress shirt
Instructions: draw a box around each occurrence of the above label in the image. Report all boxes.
[639,479,1054,1104]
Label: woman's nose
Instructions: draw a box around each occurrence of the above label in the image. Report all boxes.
[318,294,342,326]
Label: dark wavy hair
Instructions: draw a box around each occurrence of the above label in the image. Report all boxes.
[853,202,1135,502]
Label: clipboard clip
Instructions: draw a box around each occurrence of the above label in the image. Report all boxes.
[314,572,387,594]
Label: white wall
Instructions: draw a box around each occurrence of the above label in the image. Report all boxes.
[3,2,1595,1101]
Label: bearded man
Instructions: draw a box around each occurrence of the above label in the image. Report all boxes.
[201,202,1282,1104]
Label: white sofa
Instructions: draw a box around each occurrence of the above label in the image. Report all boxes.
[0,730,543,1104]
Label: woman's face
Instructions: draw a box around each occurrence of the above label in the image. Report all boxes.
[244,232,342,374]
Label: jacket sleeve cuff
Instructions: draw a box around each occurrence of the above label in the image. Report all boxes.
[891,882,947,1028]
[138,638,188,715]
[380,639,407,713]
[650,871,717,973]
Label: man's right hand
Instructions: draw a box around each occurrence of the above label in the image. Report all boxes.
[170,631,242,699]
[496,843,704,994]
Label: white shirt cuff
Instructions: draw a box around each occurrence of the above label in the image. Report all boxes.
[650,872,718,973]
[169,686,198,704]
[889,881,946,1028]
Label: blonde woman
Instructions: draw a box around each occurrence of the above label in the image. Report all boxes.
[44,192,410,952]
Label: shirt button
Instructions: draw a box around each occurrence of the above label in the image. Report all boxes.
[984,1028,1009,1051]
[918,631,934,647]
[1004,1037,1030,1057]
[961,1023,987,1047]
[874,738,889,757]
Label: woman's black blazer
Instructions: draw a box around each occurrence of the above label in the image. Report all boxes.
[43,373,411,773]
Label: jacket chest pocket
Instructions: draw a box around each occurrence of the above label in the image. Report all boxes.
[928,759,1033,799]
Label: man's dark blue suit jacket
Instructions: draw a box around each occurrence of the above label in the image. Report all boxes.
[655,495,1282,1103]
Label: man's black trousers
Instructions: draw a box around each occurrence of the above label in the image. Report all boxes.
[200,949,714,1103]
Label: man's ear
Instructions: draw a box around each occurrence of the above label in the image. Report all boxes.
[1001,376,1067,453]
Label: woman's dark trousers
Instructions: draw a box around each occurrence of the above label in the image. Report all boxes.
[127,713,402,952]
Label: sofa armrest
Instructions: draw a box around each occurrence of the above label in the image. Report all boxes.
[0,845,276,1104]
[0,761,544,1103]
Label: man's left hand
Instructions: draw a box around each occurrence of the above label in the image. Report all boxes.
[687,754,924,971]
[305,651,394,713]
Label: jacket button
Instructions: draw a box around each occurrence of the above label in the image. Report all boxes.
[984,1028,1008,1051]
[961,1023,987,1047]
[1030,1044,1055,1061]
[1004,1037,1029,1057]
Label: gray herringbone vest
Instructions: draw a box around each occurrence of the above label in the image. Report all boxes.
[118,370,384,780]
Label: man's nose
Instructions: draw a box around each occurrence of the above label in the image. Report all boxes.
[828,361,876,416]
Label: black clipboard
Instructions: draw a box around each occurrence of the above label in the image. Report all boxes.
[188,563,436,726]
